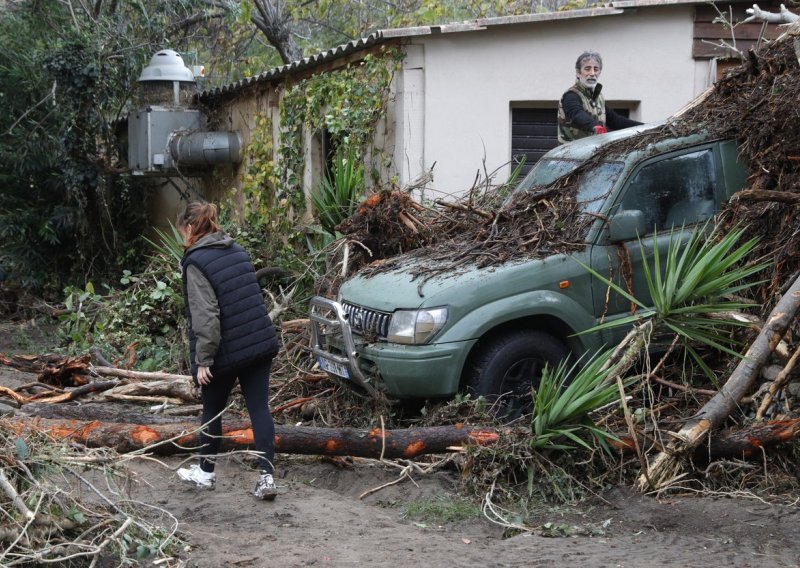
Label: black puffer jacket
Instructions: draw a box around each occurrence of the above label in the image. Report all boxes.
[181,233,279,380]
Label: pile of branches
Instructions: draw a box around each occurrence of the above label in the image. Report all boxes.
[670,34,800,310]
[0,420,184,566]
[328,164,595,290]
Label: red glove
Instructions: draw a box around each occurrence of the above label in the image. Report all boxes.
[593,125,608,135]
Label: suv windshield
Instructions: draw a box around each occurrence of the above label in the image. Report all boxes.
[509,159,624,214]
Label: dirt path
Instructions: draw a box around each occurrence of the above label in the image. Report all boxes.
[122,454,800,568]
[3,320,800,567]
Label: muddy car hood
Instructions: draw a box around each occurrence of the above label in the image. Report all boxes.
[339,253,576,313]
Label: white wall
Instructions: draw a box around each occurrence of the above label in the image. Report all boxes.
[405,6,705,198]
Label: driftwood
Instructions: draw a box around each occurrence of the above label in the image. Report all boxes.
[3,416,500,459]
[637,272,800,491]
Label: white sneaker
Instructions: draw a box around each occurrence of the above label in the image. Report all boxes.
[254,472,278,500]
[177,464,216,490]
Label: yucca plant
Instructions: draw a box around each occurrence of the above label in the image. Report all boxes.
[310,145,365,236]
[144,224,185,265]
[530,352,626,451]
[527,224,767,452]
[581,223,768,377]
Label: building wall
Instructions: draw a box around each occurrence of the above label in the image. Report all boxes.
[406,6,708,198]
[197,87,284,221]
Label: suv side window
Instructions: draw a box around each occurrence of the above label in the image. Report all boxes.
[618,149,717,235]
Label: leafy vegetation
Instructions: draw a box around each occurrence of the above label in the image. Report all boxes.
[59,229,188,373]
[581,224,768,380]
[311,146,366,236]
[401,494,482,524]
[530,354,625,451]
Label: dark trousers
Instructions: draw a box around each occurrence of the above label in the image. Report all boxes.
[198,360,275,474]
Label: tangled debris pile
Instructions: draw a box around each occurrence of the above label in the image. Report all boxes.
[335,24,800,310]
[6,23,800,562]
[336,168,597,283]
[671,36,800,307]
[0,420,184,566]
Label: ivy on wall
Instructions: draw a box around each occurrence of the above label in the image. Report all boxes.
[279,46,403,195]
[233,46,403,269]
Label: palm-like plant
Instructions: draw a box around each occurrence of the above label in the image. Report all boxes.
[144,224,185,265]
[310,146,365,236]
[531,224,767,451]
[582,224,768,376]
[530,353,625,450]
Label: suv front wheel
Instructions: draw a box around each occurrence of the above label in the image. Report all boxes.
[465,330,569,420]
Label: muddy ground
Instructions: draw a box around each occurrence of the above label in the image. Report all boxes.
[3,320,800,567]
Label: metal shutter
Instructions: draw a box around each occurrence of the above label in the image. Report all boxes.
[511,108,558,178]
[511,106,633,178]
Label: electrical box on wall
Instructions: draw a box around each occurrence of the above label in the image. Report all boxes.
[128,108,203,174]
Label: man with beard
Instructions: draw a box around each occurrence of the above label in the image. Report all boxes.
[557,51,642,144]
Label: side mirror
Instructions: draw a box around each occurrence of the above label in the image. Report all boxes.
[608,210,646,243]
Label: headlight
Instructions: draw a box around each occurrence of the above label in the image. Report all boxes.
[387,307,448,345]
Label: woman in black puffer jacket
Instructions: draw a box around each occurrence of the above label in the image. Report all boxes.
[175,202,280,501]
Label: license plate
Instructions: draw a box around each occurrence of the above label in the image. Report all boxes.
[318,357,350,379]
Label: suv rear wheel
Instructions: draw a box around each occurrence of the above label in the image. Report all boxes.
[465,330,569,420]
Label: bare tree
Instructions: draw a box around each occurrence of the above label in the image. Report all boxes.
[250,0,303,64]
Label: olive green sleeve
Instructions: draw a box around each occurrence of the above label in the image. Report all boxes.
[185,264,220,367]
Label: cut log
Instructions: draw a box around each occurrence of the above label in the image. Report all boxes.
[3,416,499,459]
[8,412,798,463]
[696,418,800,460]
[101,378,197,403]
[637,272,800,491]
[20,402,196,424]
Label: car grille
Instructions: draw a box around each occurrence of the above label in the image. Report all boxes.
[342,302,392,339]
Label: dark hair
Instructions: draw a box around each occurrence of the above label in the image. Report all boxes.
[176,202,219,247]
[575,51,603,70]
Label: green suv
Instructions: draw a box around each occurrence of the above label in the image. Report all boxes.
[309,127,747,408]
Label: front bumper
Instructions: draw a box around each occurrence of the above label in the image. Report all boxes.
[309,296,472,399]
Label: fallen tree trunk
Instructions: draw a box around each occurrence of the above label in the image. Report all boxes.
[637,273,800,491]
[694,418,800,460]
[99,378,196,403]
[7,412,798,463]
[614,418,800,461]
[91,366,190,382]
[3,416,500,459]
